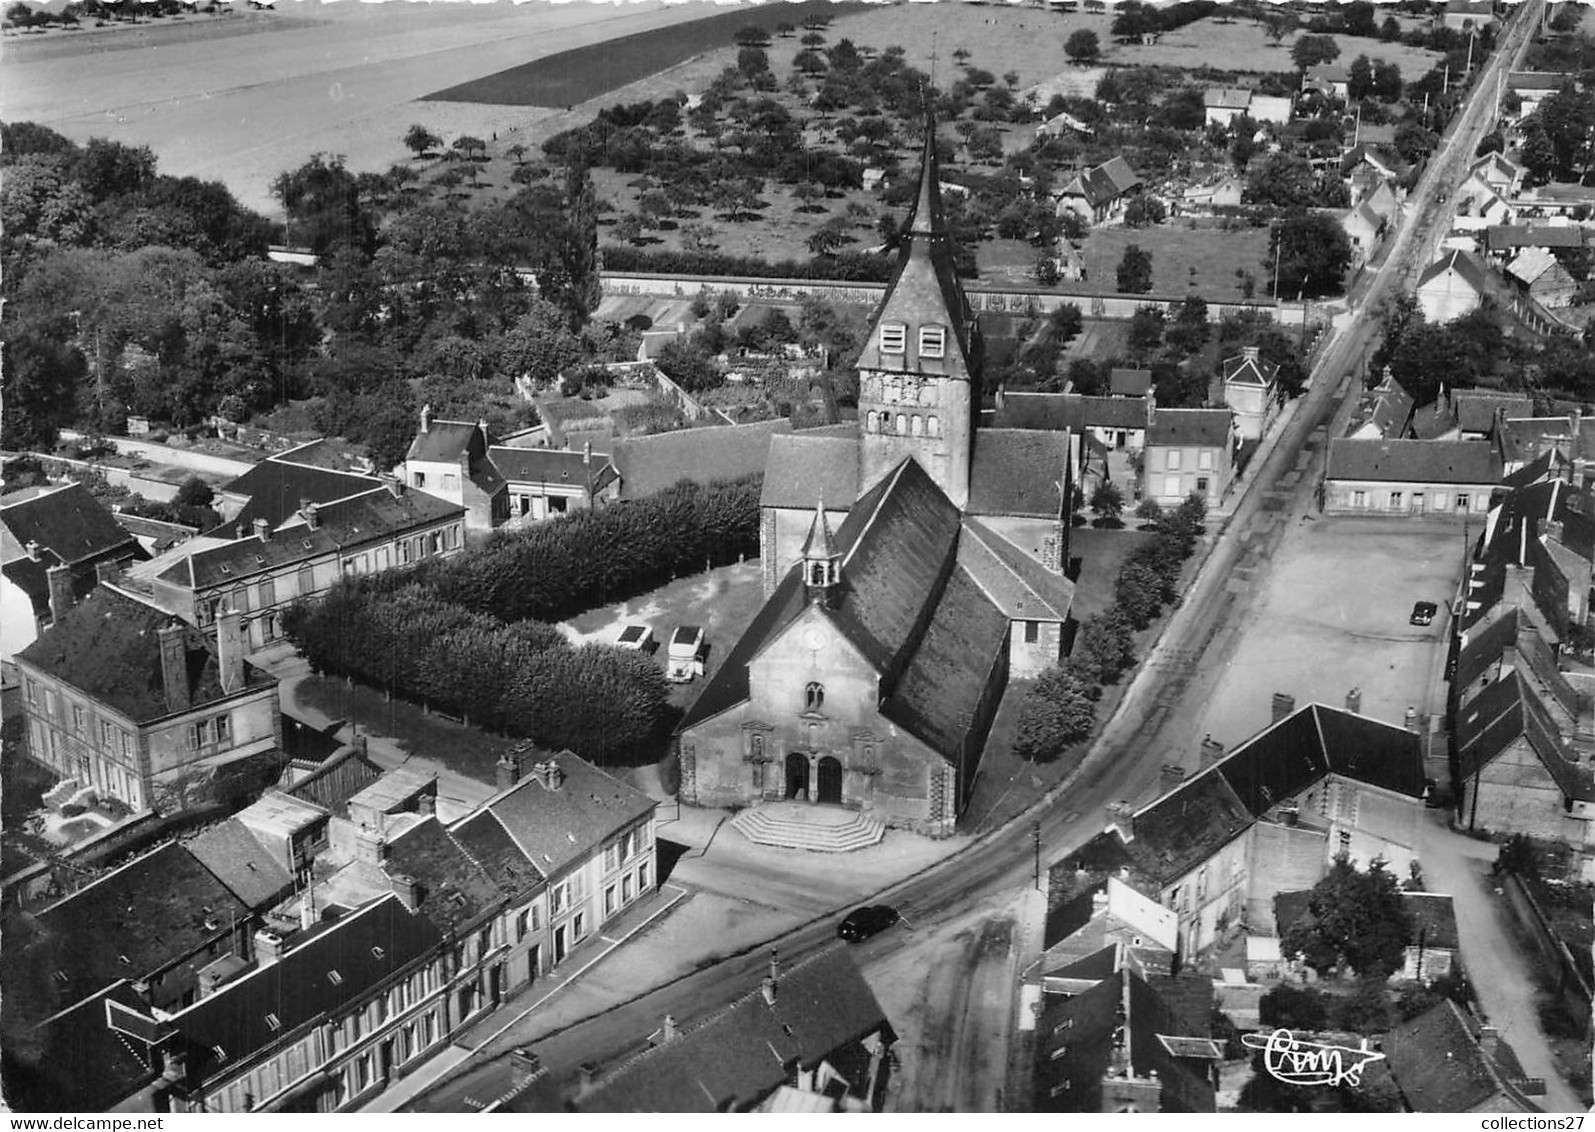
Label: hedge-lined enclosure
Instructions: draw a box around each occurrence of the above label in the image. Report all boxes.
[1015,493,1209,763]
[283,475,763,764]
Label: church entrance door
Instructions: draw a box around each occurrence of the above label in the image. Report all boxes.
[785,753,810,800]
[817,756,844,804]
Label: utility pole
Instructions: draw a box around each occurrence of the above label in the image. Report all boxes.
[1032,821,1042,891]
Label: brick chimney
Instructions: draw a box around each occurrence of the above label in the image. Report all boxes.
[583,440,593,467]
[1242,345,1260,364]
[1405,706,1421,733]
[1160,763,1187,791]
[216,606,245,695]
[1200,734,1225,767]
[1271,692,1296,723]
[417,791,436,818]
[1345,687,1362,714]
[420,403,432,433]
[253,928,286,966]
[661,1014,679,1043]
[496,752,522,791]
[301,501,320,530]
[762,950,780,1005]
[46,563,73,624]
[253,517,270,541]
[535,758,566,791]
[158,622,191,712]
[24,540,40,561]
[389,871,421,912]
[355,828,389,870]
[1477,1025,1500,1061]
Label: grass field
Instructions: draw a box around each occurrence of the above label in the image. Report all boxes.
[1079,224,1275,303]
[1112,16,1443,79]
[425,0,869,108]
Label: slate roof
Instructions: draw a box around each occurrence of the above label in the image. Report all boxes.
[484,749,656,879]
[611,418,791,500]
[1126,767,1255,884]
[1384,999,1538,1112]
[1126,972,1217,1112]
[385,816,505,934]
[9,983,162,1111]
[1222,352,1278,387]
[959,517,1076,622]
[1147,409,1232,449]
[1111,368,1153,397]
[1455,605,1520,693]
[1306,63,1350,83]
[405,419,481,465]
[576,945,892,1112]
[1410,396,1461,440]
[1454,390,1534,435]
[449,809,548,901]
[35,842,249,1011]
[1346,371,1414,438]
[1035,974,1120,1110]
[1325,438,1503,485]
[759,431,862,510]
[1485,225,1586,253]
[487,445,618,496]
[15,586,272,722]
[0,482,139,568]
[991,391,1083,431]
[968,429,1070,519]
[855,119,982,383]
[1402,893,1460,950]
[166,894,442,1091]
[275,486,463,544]
[184,819,295,911]
[212,456,381,536]
[1455,672,1595,801]
[1044,880,1106,951]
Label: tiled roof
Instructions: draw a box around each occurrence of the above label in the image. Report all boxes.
[959,517,1075,622]
[166,894,442,1090]
[0,482,139,568]
[1402,893,1459,950]
[275,486,462,544]
[485,750,656,878]
[184,819,295,910]
[385,816,505,935]
[1204,87,1252,109]
[1126,972,1217,1113]
[1346,372,1414,438]
[487,445,617,496]
[1325,438,1502,485]
[1221,352,1278,387]
[1454,391,1534,435]
[1455,673,1595,800]
[15,586,273,722]
[1147,409,1232,449]
[759,431,861,510]
[405,419,481,464]
[1128,769,1254,884]
[992,392,1149,433]
[1044,880,1106,951]
[1486,225,1587,252]
[449,809,548,901]
[8,983,161,1111]
[212,456,381,536]
[1306,63,1350,83]
[580,946,890,1112]
[1110,368,1153,397]
[1455,605,1519,693]
[968,429,1070,519]
[35,842,248,1011]
[1509,70,1573,91]
[611,418,791,500]
[1417,248,1492,294]
[1062,156,1143,209]
[1385,999,1536,1112]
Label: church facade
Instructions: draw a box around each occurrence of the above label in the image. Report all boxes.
[676,120,1079,837]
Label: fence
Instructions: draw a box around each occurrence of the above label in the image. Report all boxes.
[1500,871,1593,1035]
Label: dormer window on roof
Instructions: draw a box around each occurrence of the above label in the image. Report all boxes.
[265,1013,282,1032]
[919,325,946,359]
[880,323,906,355]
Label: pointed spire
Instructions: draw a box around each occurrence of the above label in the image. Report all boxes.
[802,493,835,561]
[909,109,948,240]
[802,494,840,599]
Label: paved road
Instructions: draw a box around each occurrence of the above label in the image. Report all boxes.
[401,0,1555,1112]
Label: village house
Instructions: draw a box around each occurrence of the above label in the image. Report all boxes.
[1063,700,1425,959]
[570,948,895,1113]
[140,484,466,652]
[487,442,619,524]
[1323,438,1503,516]
[1272,889,1460,982]
[14,588,283,815]
[1219,346,1279,442]
[1343,368,1415,440]
[1202,87,1251,128]
[1505,247,1578,308]
[1471,151,1527,198]
[210,442,385,537]
[1041,873,1179,979]
[1383,1000,1543,1112]
[1454,177,1518,232]
[1483,224,1584,262]
[1141,409,1235,508]
[1441,0,1496,32]
[1415,249,1492,323]
[1054,156,1144,226]
[1180,174,1244,212]
[1507,72,1573,122]
[401,409,509,533]
[1302,64,1350,101]
[1343,200,1390,266]
[1,482,146,658]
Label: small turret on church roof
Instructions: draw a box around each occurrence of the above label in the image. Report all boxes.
[801,495,841,599]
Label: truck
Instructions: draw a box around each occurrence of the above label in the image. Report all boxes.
[666,625,705,683]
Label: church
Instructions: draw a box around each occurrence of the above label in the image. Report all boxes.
[674,119,1079,837]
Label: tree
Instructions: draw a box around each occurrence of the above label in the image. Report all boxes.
[271,153,375,255]
[1065,29,1101,64]
[1123,195,1167,228]
[1244,151,1318,208]
[1520,125,1557,184]
[1091,480,1125,522]
[1372,60,1403,102]
[1135,498,1163,525]
[734,23,771,47]
[1291,33,1341,71]
[1269,210,1353,299]
[174,476,215,508]
[1114,560,1165,628]
[1281,856,1413,978]
[553,153,602,333]
[1380,15,1401,41]
[2,323,86,452]
[654,339,722,394]
[403,124,440,159]
[1116,244,1154,294]
[1535,84,1595,180]
[1166,295,1210,356]
[1348,54,1375,101]
[1078,609,1136,683]
[1015,663,1098,762]
[1126,305,1165,356]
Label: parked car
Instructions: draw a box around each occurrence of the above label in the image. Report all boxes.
[1410,601,1438,627]
[616,624,654,652]
[837,905,899,942]
[666,625,706,683]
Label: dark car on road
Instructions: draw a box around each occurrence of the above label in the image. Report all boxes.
[837,905,899,942]
[1410,601,1438,627]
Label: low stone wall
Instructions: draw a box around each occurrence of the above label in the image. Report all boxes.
[1501,871,1593,1035]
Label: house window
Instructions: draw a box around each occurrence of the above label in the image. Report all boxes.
[1024,620,1040,644]
[928,416,940,438]
[867,410,878,433]
[1196,477,1210,494]
[604,886,616,916]
[573,911,586,940]
[1166,450,1182,471]
[24,679,35,706]
[121,732,132,758]
[1352,490,1367,507]
[443,473,460,492]
[919,325,946,359]
[1198,450,1214,472]
[413,472,427,489]
[72,705,85,736]
[259,578,276,608]
[1413,492,1426,511]
[1163,476,1182,498]
[638,862,650,891]
[1389,491,1404,509]
[298,564,315,595]
[1456,494,1470,512]
[805,682,825,711]
[516,910,529,941]
[880,323,906,354]
[100,720,114,747]
[622,874,633,903]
